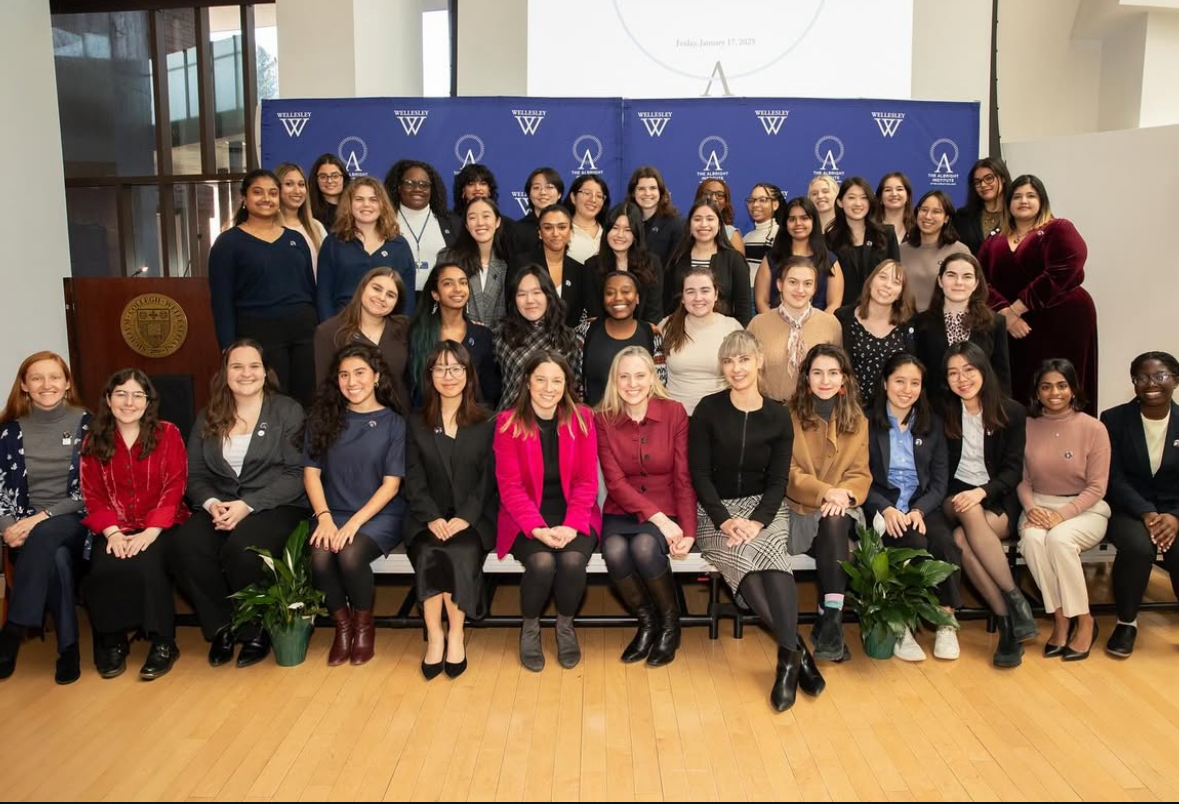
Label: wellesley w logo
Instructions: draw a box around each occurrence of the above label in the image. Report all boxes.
[394,110,429,136]
[512,109,547,135]
[277,111,311,137]
[871,111,905,138]
[636,111,672,137]
[754,110,789,135]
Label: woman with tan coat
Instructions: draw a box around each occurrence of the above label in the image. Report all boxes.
[787,344,871,663]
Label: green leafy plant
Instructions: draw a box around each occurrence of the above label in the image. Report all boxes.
[840,524,959,648]
[229,520,327,635]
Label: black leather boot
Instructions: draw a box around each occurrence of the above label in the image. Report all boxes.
[1002,587,1038,643]
[812,607,848,662]
[770,646,803,712]
[992,615,1024,668]
[0,623,21,679]
[519,617,544,672]
[644,570,681,668]
[797,637,826,697]
[613,573,658,663]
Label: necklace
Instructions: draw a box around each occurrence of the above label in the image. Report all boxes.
[1012,227,1033,245]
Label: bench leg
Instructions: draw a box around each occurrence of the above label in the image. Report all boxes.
[708,574,720,640]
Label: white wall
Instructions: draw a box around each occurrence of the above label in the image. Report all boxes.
[1098,16,1146,131]
[1140,11,1179,127]
[911,0,992,149]
[1003,124,1179,411]
[0,1,70,379]
[276,0,357,97]
[456,0,526,96]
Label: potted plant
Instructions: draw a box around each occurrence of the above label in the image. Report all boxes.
[840,525,959,659]
[229,521,327,666]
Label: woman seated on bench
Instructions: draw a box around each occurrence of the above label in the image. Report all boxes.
[494,351,601,672]
[403,340,497,680]
[594,345,696,667]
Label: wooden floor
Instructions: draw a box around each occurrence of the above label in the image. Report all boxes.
[2,572,1179,802]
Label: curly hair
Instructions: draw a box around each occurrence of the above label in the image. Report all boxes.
[82,369,162,462]
[300,344,401,460]
[330,177,401,242]
[383,159,450,219]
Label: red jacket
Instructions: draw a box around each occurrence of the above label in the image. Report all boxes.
[493,406,601,558]
[594,398,697,540]
[81,422,190,534]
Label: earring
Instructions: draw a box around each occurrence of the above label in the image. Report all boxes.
[431,302,439,314]
[838,386,846,396]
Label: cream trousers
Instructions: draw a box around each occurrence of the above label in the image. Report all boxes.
[1018,493,1111,617]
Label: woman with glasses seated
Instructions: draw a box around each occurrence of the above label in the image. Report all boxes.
[953,157,1011,255]
[382,159,459,293]
[564,176,611,263]
[626,166,683,267]
[1100,352,1179,659]
[508,203,589,328]
[81,371,189,681]
[513,168,565,253]
[694,179,745,256]
[309,154,350,230]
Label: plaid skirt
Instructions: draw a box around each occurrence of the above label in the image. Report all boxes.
[697,495,791,609]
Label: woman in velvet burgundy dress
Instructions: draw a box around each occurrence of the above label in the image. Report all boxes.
[978,175,1097,413]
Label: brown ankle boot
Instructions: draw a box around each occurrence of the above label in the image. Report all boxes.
[351,608,375,665]
[327,607,353,666]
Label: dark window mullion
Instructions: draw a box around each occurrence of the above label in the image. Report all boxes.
[116,183,134,276]
[148,9,173,177]
[241,4,259,171]
[195,7,217,174]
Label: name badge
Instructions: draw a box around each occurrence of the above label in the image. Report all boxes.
[62,432,72,446]
[415,260,430,291]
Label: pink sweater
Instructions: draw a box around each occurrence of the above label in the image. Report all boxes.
[1018,409,1110,521]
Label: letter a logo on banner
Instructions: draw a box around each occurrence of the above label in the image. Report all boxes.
[573,134,603,172]
[454,134,486,168]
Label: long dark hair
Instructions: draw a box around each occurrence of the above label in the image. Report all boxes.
[1003,174,1054,234]
[963,156,1011,215]
[872,353,933,436]
[627,165,678,218]
[419,340,487,430]
[694,178,737,225]
[333,267,409,351]
[497,263,571,348]
[927,252,994,332]
[906,190,961,248]
[942,342,1010,439]
[499,350,587,438]
[202,339,280,440]
[662,264,717,354]
[1029,358,1084,418]
[383,159,450,218]
[564,174,611,227]
[301,344,400,460]
[667,200,737,268]
[826,177,890,255]
[769,197,833,277]
[82,369,163,462]
[308,154,350,224]
[409,261,472,393]
[232,169,280,226]
[789,343,864,436]
[595,202,658,293]
[875,171,915,238]
[447,196,510,273]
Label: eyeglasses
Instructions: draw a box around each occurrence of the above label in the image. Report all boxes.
[110,390,147,402]
[400,179,431,189]
[530,183,558,193]
[1132,371,1174,386]
[432,365,467,378]
[576,189,605,202]
[318,172,344,183]
[701,190,726,200]
[746,196,773,205]
[916,206,946,216]
[971,174,998,188]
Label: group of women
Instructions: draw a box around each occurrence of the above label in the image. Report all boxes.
[0,155,1166,716]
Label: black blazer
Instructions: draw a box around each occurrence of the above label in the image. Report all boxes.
[508,249,589,328]
[403,415,498,550]
[666,249,752,326]
[912,310,1012,400]
[946,398,1026,524]
[186,394,308,512]
[952,208,1000,256]
[866,414,948,519]
[582,253,664,325]
[1101,400,1179,518]
[830,225,901,310]
[439,210,461,248]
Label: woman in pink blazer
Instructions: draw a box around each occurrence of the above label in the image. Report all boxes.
[494,350,601,672]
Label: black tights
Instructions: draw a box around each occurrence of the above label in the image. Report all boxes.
[311,535,384,612]
[737,571,799,648]
[808,514,851,599]
[520,551,589,619]
[602,533,669,580]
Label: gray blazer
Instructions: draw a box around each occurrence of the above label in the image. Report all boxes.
[186,394,309,512]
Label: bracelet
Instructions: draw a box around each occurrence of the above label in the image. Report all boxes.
[314,510,331,520]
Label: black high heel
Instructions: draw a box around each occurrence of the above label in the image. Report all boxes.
[422,634,445,680]
[445,632,467,678]
[1043,617,1077,658]
[1062,620,1098,662]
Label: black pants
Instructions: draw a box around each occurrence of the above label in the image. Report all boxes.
[1106,512,1179,621]
[84,528,177,640]
[236,304,317,408]
[7,514,87,651]
[886,512,962,609]
[168,506,307,640]
[806,513,852,598]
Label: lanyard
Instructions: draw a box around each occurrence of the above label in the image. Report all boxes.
[399,209,433,258]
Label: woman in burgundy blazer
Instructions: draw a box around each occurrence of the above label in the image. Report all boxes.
[494,350,601,672]
[594,346,696,667]
[978,175,1098,412]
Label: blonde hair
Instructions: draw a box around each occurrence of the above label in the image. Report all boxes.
[717,330,767,395]
[330,176,401,242]
[808,175,839,195]
[595,346,670,421]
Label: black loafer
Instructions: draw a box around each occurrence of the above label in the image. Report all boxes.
[208,626,236,667]
[96,643,128,679]
[1105,623,1137,659]
[235,632,271,668]
[140,641,180,680]
[55,644,81,685]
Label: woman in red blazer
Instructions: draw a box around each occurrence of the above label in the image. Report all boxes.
[494,350,601,672]
[81,369,189,681]
[594,346,696,667]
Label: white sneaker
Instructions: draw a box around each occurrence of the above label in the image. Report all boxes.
[894,628,927,662]
[934,626,960,660]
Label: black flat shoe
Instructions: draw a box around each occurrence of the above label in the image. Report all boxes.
[1105,623,1137,658]
[208,626,236,667]
[55,644,81,685]
[235,632,271,668]
[140,641,180,680]
[95,638,129,679]
[1063,621,1098,662]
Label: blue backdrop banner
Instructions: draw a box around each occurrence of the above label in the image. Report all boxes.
[262,96,978,228]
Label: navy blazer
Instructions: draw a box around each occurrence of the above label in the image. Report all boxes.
[1101,400,1179,518]
[866,413,948,518]
[912,309,1012,399]
[403,415,498,551]
[186,394,308,512]
[946,398,1026,526]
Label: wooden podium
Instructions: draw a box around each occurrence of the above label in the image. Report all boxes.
[63,278,221,436]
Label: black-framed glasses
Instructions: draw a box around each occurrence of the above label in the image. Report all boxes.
[701,190,726,200]
[971,174,998,188]
[400,179,431,189]
[318,172,344,183]
[746,195,773,205]
[431,365,467,378]
[1132,371,1174,386]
